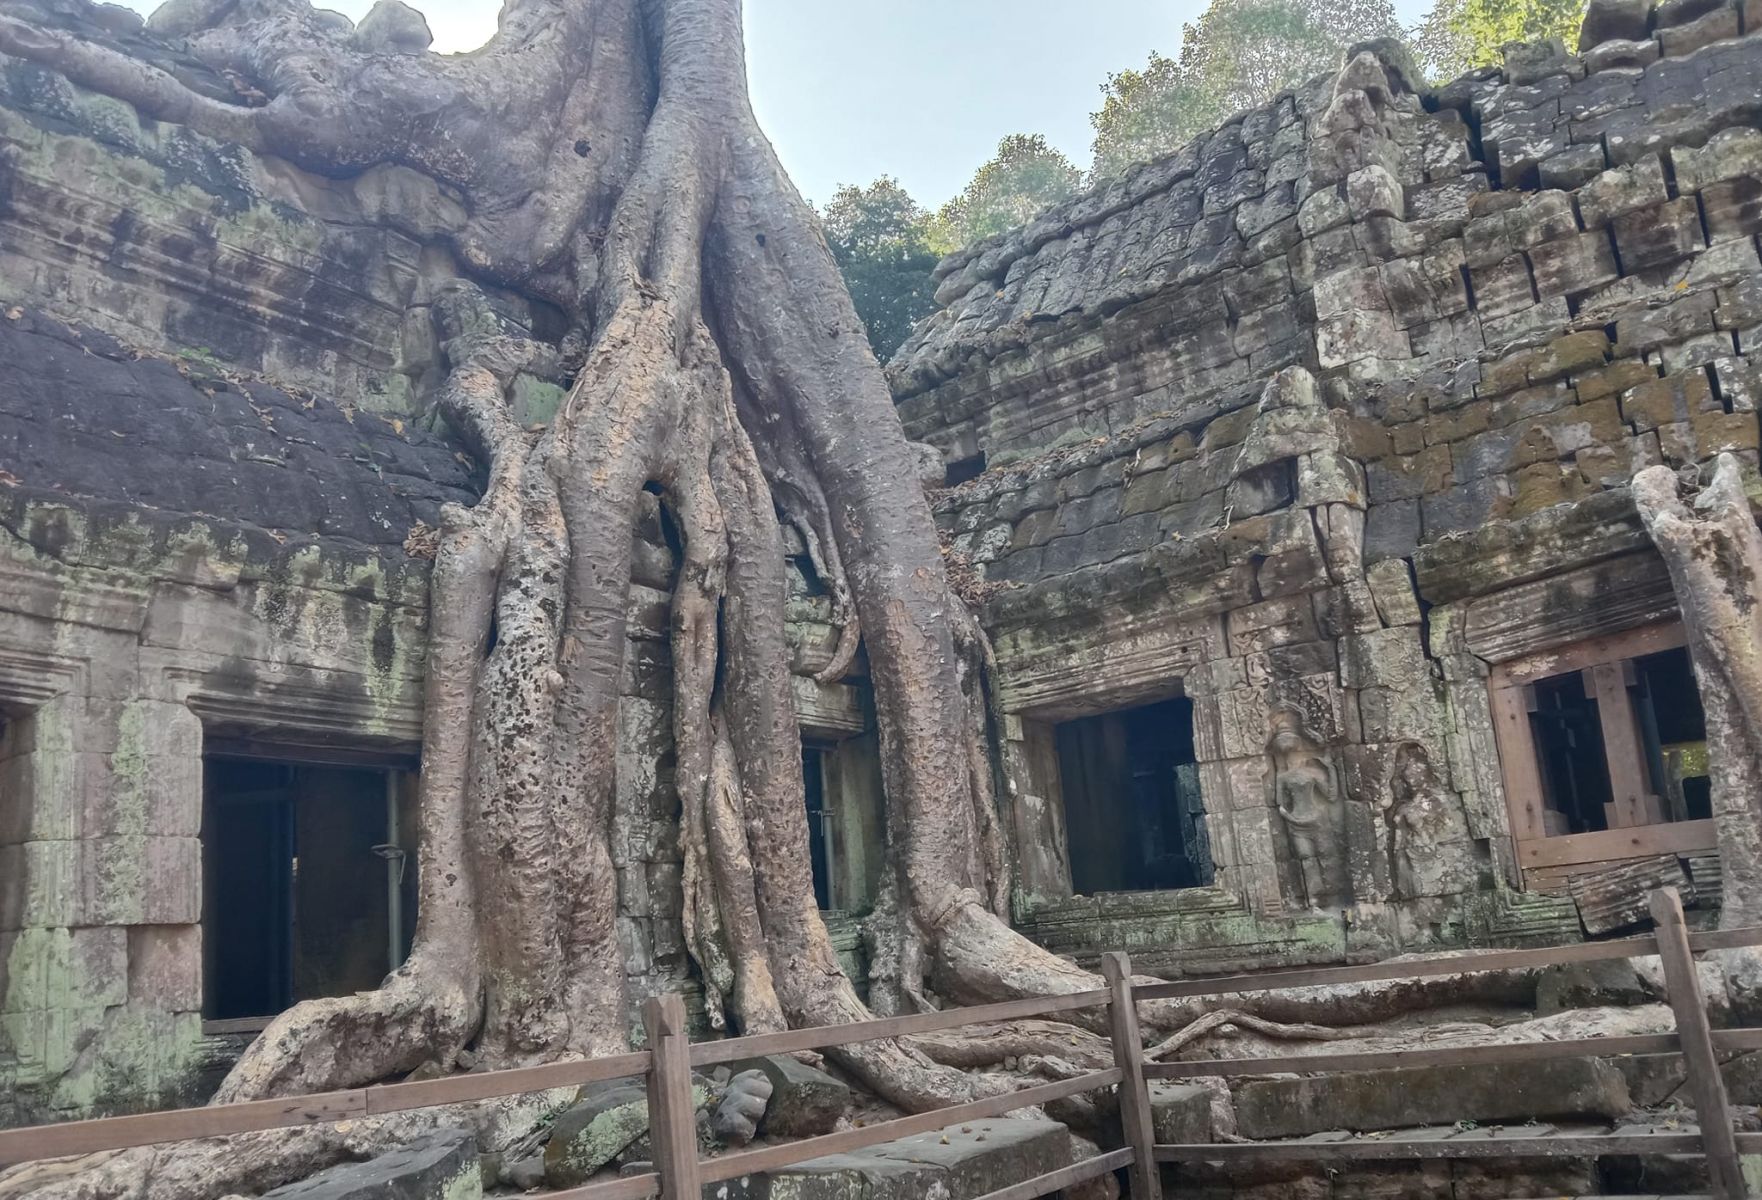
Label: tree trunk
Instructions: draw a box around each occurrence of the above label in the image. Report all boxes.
[1634,454,1762,928]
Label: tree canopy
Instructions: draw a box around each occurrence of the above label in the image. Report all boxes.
[1090,0,1401,178]
[1412,0,1586,78]
[821,177,943,360]
[936,133,1084,247]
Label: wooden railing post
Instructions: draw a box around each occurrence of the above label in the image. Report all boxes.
[643,994,702,1200]
[1102,951,1163,1200]
[1651,886,1748,1199]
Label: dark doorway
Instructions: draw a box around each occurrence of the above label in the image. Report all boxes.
[202,759,412,1022]
[1055,697,1211,894]
[802,746,832,910]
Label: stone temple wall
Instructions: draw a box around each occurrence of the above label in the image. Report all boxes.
[4,0,1762,1130]
[0,2,879,1125]
[891,6,1762,971]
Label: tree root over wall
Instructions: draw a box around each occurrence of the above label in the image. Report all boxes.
[8,4,1761,1196]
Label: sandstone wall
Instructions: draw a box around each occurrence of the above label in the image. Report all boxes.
[894,8,1762,967]
[0,306,463,1122]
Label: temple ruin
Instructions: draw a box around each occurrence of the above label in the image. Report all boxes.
[5,0,1762,1191]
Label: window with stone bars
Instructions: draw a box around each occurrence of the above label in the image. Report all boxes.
[1488,621,1716,879]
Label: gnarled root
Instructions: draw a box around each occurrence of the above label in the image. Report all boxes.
[1634,454,1762,927]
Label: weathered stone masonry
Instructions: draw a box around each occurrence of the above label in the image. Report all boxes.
[6,0,1762,1128]
[892,7,1762,971]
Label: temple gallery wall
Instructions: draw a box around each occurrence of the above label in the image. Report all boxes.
[4,0,1762,1125]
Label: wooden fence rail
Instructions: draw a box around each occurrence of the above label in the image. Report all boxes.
[4,887,1762,1200]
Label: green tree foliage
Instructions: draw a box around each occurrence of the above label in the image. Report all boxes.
[1412,0,1586,79]
[937,134,1084,247]
[1089,0,1401,178]
[821,177,943,360]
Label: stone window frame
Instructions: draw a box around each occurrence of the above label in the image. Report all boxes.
[1487,620,1716,879]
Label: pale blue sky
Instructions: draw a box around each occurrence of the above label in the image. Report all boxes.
[112,0,1428,207]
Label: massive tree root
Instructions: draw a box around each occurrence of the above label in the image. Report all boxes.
[1634,454,1762,928]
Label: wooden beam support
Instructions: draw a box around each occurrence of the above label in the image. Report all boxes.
[1586,662,1663,828]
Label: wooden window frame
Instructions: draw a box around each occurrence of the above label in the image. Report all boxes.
[1488,621,1715,875]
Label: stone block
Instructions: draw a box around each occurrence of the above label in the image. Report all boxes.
[126,925,202,1011]
[1364,446,1451,502]
[777,1121,1067,1200]
[1614,289,1719,354]
[1346,165,1403,220]
[1527,229,1619,298]
[1622,371,1719,430]
[1149,1082,1216,1144]
[1613,197,1703,269]
[1314,266,1388,321]
[1468,255,1536,319]
[1652,0,1727,27]
[1702,177,1762,242]
[1364,559,1422,625]
[1576,156,1668,227]
[1450,1157,1596,1200]
[59,926,129,1010]
[1503,37,1578,84]
[1657,4,1739,55]
[1661,331,1737,373]
[1317,310,1409,368]
[0,751,77,843]
[1422,476,1514,538]
[1232,1057,1630,1138]
[1535,957,1654,1014]
[544,1082,655,1185]
[1579,0,1651,48]
[730,1054,851,1137]
[1538,142,1608,189]
[1612,1052,1689,1106]
[1672,127,1762,193]
[1298,187,1351,237]
[0,840,78,929]
[1584,35,1660,70]
[79,836,200,926]
[1339,628,1433,689]
[1575,358,1658,402]
[79,750,202,839]
[1684,408,1762,458]
[260,1128,480,1199]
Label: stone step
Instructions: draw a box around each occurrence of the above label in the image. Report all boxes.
[1231,1056,1631,1139]
[723,1117,1072,1200]
[257,1128,479,1200]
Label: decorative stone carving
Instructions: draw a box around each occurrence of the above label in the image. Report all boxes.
[1269,708,1348,910]
[1384,742,1474,899]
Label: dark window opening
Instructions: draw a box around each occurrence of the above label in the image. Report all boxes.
[802,746,832,910]
[945,452,987,488]
[202,759,414,1023]
[1634,647,1711,822]
[1530,672,1613,835]
[1526,644,1709,836]
[1054,697,1211,894]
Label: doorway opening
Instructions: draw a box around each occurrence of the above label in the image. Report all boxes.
[202,758,415,1024]
[802,745,833,911]
[1054,696,1211,894]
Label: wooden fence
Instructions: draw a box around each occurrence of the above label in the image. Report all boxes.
[5,886,1762,1200]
